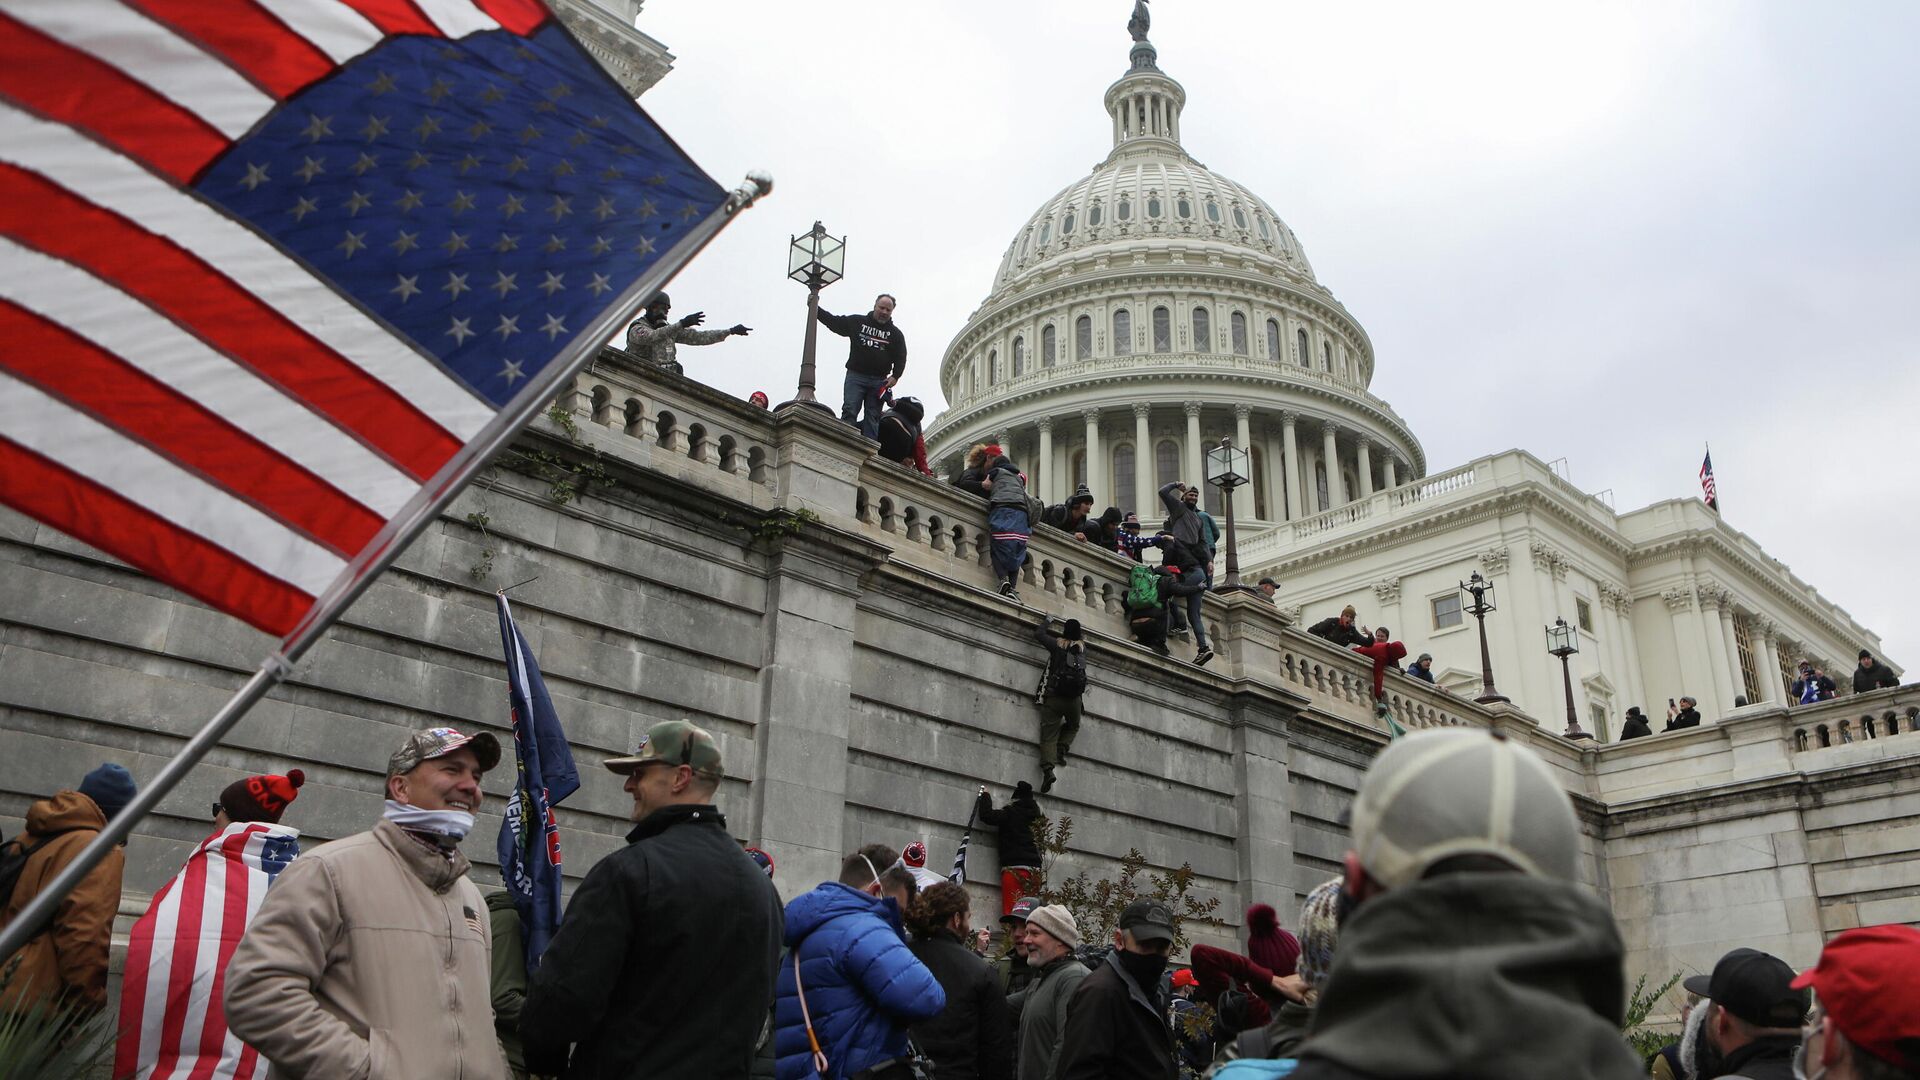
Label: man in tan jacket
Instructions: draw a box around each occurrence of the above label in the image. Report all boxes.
[225,727,506,1080]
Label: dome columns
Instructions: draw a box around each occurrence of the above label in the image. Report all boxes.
[1036,417,1054,505]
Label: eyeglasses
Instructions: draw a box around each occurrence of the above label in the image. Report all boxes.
[210,802,223,819]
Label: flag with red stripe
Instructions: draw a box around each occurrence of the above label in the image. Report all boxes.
[1700,448,1718,511]
[0,0,742,641]
[113,821,301,1080]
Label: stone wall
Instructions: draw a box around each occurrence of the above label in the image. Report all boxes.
[2,350,1915,1023]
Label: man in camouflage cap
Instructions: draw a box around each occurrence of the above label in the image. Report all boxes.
[522,720,783,1079]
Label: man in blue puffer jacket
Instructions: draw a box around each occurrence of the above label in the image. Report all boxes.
[775,844,947,1079]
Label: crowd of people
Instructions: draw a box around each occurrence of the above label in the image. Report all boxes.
[6,722,1919,1080]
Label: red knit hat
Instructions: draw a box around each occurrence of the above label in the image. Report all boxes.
[219,770,305,824]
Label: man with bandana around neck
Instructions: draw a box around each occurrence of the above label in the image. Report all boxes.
[226,727,506,1080]
[1052,900,1180,1080]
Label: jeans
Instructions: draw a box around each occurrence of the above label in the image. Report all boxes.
[840,370,889,439]
[1037,694,1083,766]
[1184,587,1208,650]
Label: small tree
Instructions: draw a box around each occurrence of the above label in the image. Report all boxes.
[1622,970,1684,1062]
[1031,813,1220,952]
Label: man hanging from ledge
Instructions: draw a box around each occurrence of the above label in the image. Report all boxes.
[1032,615,1089,793]
[975,782,1044,917]
[624,292,750,376]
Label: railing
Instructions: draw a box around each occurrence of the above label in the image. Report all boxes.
[1276,631,1488,734]
[1790,686,1920,752]
[1388,462,1479,508]
[1289,499,1373,540]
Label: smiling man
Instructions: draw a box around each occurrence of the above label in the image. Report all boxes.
[521,719,783,1080]
[224,726,505,1080]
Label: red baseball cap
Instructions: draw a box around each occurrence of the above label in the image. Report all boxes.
[1791,924,1920,1069]
[1171,968,1199,990]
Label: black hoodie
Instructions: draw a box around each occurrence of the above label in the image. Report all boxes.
[975,788,1043,868]
[1854,655,1899,694]
[1289,873,1644,1080]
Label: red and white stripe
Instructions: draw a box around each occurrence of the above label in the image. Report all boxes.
[0,0,549,636]
[114,822,300,1080]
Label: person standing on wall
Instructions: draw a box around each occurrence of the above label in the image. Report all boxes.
[818,293,906,440]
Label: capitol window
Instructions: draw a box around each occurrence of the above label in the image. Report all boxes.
[1152,307,1172,353]
[1013,335,1026,377]
[1147,195,1162,218]
[1038,221,1051,246]
[1233,205,1248,230]
[1432,593,1463,630]
[1296,328,1310,366]
[1117,197,1132,221]
[1113,444,1136,512]
[1191,306,1211,351]
[1076,315,1093,359]
[1323,341,1333,372]
[1112,309,1132,355]
[1265,318,1281,362]
[1088,203,1102,227]
[1231,312,1248,355]
[1156,439,1180,487]
[1256,214,1271,240]
[1042,324,1057,367]
[988,348,998,385]
[1062,210,1076,235]
[1576,597,1594,633]
[1176,197,1192,219]
[1205,200,1220,223]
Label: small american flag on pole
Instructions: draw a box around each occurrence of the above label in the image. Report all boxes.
[1700,447,1718,512]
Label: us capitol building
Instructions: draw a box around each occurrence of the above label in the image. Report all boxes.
[924,13,1895,734]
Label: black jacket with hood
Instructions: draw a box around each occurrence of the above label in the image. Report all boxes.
[976,787,1043,868]
[1054,950,1177,1080]
[1853,655,1899,694]
[1287,872,1645,1080]
[908,928,1014,1080]
[1306,616,1371,649]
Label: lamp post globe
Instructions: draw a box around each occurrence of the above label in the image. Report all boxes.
[1205,438,1254,591]
[780,221,844,414]
[1546,617,1590,739]
[1459,571,1508,705]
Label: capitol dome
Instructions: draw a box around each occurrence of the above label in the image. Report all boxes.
[926,16,1425,533]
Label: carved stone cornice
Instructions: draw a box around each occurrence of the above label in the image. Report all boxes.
[1279,409,1298,426]
[1279,604,1304,625]
[1479,546,1510,575]
[1662,587,1695,612]
[1233,402,1253,420]
[1753,616,1779,640]
[1372,576,1402,604]
[1529,543,1570,582]
[1036,415,1054,433]
[1081,408,1101,426]
[1183,400,1203,418]
[1597,581,1632,614]
[1132,401,1152,419]
[1696,583,1734,612]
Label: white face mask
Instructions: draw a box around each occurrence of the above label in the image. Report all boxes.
[383,799,474,841]
[1791,1008,1827,1080]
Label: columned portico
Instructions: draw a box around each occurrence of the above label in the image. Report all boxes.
[1280,411,1302,522]
[1133,403,1153,513]
[1036,416,1054,505]
[1322,422,1345,507]
[1356,439,1374,499]
[1082,408,1103,507]
[1233,404,1254,520]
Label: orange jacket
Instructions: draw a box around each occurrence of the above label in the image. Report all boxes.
[0,790,125,1012]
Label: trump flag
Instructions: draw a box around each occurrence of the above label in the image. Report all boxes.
[0,0,751,643]
[497,592,579,969]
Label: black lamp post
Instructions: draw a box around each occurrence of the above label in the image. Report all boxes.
[1546,617,1591,739]
[780,220,844,414]
[1205,438,1254,592]
[1460,571,1508,704]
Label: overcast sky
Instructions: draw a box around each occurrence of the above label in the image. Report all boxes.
[624,1,1920,667]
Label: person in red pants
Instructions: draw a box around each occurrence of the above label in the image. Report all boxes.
[975,782,1043,916]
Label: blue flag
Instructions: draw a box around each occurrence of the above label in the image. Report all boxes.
[497,593,580,970]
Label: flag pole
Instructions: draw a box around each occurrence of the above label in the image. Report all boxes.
[0,172,774,965]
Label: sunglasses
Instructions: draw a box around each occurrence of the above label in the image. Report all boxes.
[210,802,223,819]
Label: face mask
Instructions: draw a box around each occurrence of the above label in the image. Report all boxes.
[1791,1010,1828,1080]
[1116,947,1169,988]
[383,799,474,841]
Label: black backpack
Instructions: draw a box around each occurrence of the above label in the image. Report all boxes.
[1050,648,1088,697]
[0,826,90,909]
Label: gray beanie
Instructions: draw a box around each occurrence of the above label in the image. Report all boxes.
[1025,904,1080,949]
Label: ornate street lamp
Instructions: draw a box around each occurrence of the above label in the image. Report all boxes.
[780,221,844,414]
[1459,571,1508,704]
[1205,438,1254,591]
[1546,617,1591,739]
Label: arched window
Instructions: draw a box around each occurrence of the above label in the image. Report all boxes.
[1231,312,1249,355]
[1020,230,1033,257]
[1256,214,1271,240]
[1152,306,1172,353]
[1265,318,1281,362]
[1072,450,1086,492]
[1117,197,1132,222]
[1232,206,1248,230]
[1191,307,1211,352]
[1062,210,1076,235]
[1113,443,1136,514]
[1037,220,1051,246]
[1088,203,1102,227]
[1323,341,1333,372]
[1075,315,1093,360]
[1296,328,1310,367]
[1012,335,1025,377]
[1315,461,1330,511]
[1147,194,1162,218]
[987,348,998,385]
[1155,439,1181,488]
[1251,446,1267,519]
[1042,324,1057,367]
[1205,200,1221,223]
[1112,309,1132,356]
[1176,196,1192,219]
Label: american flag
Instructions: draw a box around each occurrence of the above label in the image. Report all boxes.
[1700,448,1718,511]
[114,821,302,1080]
[0,0,739,640]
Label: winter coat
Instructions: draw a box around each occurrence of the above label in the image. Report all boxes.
[773,881,945,1080]
[223,820,506,1080]
[1793,674,1837,704]
[625,319,734,372]
[1041,503,1096,540]
[817,309,907,379]
[877,409,923,467]
[0,790,121,1013]
[521,804,784,1080]
[1713,1034,1800,1080]
[1620,714,1653,740]
[953,466,990,496]
[1158,483,1208,557]
[1306,616,1371,649]
[976,790,1044,868]
[908,929,1013,1080]
[1666,707,1703,731]
[987,459,1029,508]
[1054,950,1177,1080]
[1287,873,1644,1080]
[1853,657,1899,694]
[1406,662,1436,685]
[1013,955,1088,1080]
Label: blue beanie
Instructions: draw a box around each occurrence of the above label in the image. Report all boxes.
[78,763,137,820]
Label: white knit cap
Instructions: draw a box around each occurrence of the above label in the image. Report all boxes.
[1024,904,1080,949]
[1350,728,1579,889]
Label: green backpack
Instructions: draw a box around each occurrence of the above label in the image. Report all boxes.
[1126,564,1163,614]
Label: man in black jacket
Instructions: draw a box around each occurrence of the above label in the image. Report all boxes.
[876,395,927,473]
[907,882,1014,1080]
[522,720,783,1079]
[1681,947,1810,1080]
[818,294,906,439]
[1620,707,1653,740]
[1053,900,1178,1080]
[1307,605,1372,649]
[1041,485,1097,543]
[1853,650,1899,694]
[1666,696,1703,730]
[1033,615,1089,793]
[976,782,1044,919]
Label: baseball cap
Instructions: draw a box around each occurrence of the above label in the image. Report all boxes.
[604,719,724,779]
[1119,899,1175,944]
[387,727,500,777]
[1685,947,1809,1028]
[1791,925,1920,1068]
[1002,896,1040,926]
[1349,728,1579,889]
[1171,968,1199,989]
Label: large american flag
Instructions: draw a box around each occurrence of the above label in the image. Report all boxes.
[114,821,302,1080]
[1700,448,1718,511]
[0,0,735,639]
